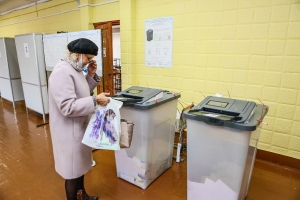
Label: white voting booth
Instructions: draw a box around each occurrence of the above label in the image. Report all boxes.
[0,38,24,108]
[43,30,103,76]
[15,33,48,123]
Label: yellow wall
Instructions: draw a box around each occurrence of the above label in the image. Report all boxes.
[1,0,300,160]
[0,0,80,36]
[92,0,120,22]
[120,0,300,160]
[0,0,120,36]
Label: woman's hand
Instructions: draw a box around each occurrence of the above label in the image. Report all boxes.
[88,60,97,78]
[96,92,110,106]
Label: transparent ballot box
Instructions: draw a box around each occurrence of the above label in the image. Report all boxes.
[183,96,268,200]
[115,90,180,189]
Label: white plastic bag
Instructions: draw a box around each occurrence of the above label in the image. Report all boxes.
[82,98,123,150]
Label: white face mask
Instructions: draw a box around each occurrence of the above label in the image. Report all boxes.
[77,54,83,69]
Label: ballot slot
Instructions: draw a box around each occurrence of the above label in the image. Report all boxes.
[112,86,163,104]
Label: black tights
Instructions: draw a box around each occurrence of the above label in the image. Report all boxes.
[65,175,85,200]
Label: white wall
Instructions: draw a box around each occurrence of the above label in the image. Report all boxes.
[112,26,120,60]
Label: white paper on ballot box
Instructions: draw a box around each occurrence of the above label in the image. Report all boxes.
[188,179,238,200]
[115,147,170,188]
[82,98,123,150]
[117,150,150,187]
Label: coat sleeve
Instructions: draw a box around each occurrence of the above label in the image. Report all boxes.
[86,74,99,93]
[49,68,95,117]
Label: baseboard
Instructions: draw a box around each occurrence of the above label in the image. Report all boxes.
[256,149,300,170]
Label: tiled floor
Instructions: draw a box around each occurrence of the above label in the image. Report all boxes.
[0,99,299,200]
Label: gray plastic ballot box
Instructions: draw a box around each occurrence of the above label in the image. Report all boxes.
[146,29,153,41]
[114,86,180,189]
[183,96,268,200]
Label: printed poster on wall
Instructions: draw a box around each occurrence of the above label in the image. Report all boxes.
[43,33,68,68]
[145,16,173,68]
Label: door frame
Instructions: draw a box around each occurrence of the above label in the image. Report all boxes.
[93,20,120,27]
[93,20,120,94]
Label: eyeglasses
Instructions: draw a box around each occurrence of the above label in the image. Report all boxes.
[85,54,94,63]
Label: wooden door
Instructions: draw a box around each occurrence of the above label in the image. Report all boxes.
[93,22,114,94]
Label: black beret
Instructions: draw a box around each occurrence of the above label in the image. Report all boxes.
[67,38,98,56]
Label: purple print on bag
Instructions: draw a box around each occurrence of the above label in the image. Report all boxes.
[101,109,118,145]
[90,108,106,139]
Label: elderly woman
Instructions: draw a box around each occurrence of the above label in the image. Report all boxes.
[48,38,109,200]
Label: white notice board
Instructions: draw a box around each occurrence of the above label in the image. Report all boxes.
[43,33,68,68]
[68,30,103,76]
[0,38,9,78]
[145,16,173,68]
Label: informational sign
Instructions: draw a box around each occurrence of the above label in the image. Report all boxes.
[68,30,103,75]
[145,16,173,68]
[43,33,68,67]
[23,43,29,57]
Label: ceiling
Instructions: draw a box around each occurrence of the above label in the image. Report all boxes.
[0,0,51,15]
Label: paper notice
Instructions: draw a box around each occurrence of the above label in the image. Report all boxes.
[23,43,29,57]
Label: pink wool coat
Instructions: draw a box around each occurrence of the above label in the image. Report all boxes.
[48,61,98,179]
